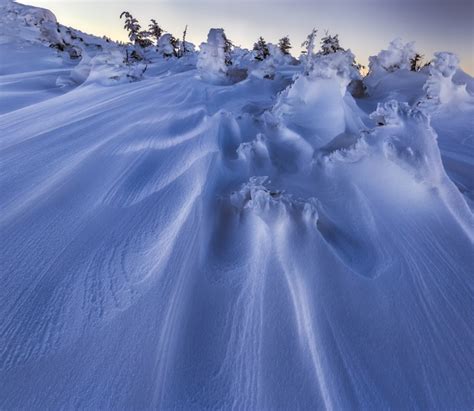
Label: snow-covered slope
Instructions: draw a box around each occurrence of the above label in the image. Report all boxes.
[1,1,473,409]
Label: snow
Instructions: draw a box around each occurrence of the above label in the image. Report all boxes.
[369,38,417,73]
[197,28,230,84]
[421,52,472,110]
[1,1,473,409]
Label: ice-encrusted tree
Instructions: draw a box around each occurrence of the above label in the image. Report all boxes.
[320,32,344,55]
[148,19,163,45]
[419,52,470,110]
[301,28,318,74]
[119,12,151,48]
[253,36,270,61]
[368,38,417,73]
[157,33,179,57]
[197,28,233,83]
[410,53,423,71]
[136,30,153,48]
[278,36,292,55]
[223,33,233,66]
[120,12,141,44]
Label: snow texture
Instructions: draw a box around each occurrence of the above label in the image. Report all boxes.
[1,2,474,410]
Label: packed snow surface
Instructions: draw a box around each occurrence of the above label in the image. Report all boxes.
[1,1,473,409]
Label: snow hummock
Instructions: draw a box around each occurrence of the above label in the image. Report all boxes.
[1,2,473,410]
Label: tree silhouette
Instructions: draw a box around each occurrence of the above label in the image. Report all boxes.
[253,36,270,61]
[278,36,292,55]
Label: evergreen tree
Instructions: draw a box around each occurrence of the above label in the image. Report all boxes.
[278,36,292,55]
[223,33,233,66]
[120,12,141,44]
[148,19,163,45]
[197,28,232,81]
[170,34,179,56]
[253,36,270,61]
[320,32,344,55]
[157,33,179,57]
[136,31,153,48]
[410,53,423,71]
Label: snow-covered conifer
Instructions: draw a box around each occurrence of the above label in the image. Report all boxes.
[157,33,178,57]
[320,32,344,55]
[148,19,163,45]
[197,28,233,83]
[120,11,141,44]
[278,36,292,55]
[301,28,318,74]
[253,36,270,61]
[419,52,470,110]
[368,38,416,73]
[223,33,233,66]
[410,53,423,71]
[136,30,153,48]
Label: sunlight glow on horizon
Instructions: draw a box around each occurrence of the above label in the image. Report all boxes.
[25,0,474,74]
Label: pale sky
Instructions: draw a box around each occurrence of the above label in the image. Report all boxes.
[27,0,474,73]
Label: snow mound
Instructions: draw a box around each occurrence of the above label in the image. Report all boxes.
[273,51,365,148]
[0,0,60,44]
[230,176,319,226]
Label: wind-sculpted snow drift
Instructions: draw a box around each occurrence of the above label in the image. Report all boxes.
[1,1,473,409]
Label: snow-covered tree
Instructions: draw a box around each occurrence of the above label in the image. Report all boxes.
[157,33,178,57]
[253,36,270,61]
[301,28,318,74]
[278,36,292,55]
[419,52,470,110]
[197,28,233,83]
[320,32,344,55]
[120,11,141,44]
[148,19,163,45]
[368,38,417,73]
[223,33,233,66]
[136,30,153,48]
[410,53,423,71]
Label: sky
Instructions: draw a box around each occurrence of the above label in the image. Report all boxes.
[27,0,474,73]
